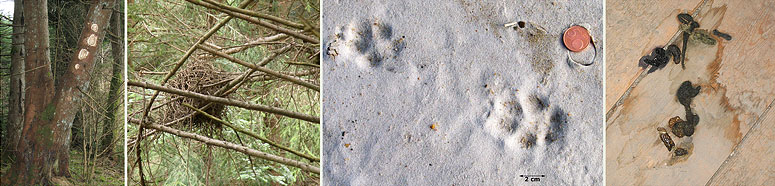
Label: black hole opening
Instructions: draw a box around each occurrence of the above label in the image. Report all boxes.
[517,21,526,28]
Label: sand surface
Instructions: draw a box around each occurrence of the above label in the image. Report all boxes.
[321,0,603,185]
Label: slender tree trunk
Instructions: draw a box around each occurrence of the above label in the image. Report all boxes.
[7,0,57,184]
[100,7,124,158]
[51,0,116,177]
[4,0,25,162]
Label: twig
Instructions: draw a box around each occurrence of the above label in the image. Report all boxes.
[128,81,320,123]
[200,0,305,29]
[197,45,320,91]
[286,61,320,68]
[182,103,320,162]
[142,121,320,174]
[133,1,257,185]
[185,0,318,44]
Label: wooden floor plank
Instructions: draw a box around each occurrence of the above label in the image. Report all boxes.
[707,100,775,185]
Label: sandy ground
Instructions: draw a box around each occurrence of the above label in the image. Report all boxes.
[321,0,602,185]
[606,0,775,185]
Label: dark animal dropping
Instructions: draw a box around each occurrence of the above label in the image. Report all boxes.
[674,148,688,156]
[640,46,679,72]
[677,13,693,24]
[658,127,675,151]
[713,29,732,41]
[667,45,681,64]
[689,21,699,32]
[677,81,701,108]
[674,81,701,137]
[671,120,694,137]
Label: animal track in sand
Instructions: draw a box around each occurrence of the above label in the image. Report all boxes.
[325,19,406,71]
[483,94,524,138]
[484,88,568,151]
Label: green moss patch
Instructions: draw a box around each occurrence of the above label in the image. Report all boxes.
[39,103,56,122]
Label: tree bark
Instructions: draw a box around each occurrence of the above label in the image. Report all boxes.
[4,0,24,162]
[100,7,124,158]
[8,0,57,184]
[51,0,116,177]
[6,0,116,184]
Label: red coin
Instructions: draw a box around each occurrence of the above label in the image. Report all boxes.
[563,26,591,52]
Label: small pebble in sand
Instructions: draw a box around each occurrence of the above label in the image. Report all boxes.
[657,127,675,151]
[674,148,688,156]
[430,123,438,131]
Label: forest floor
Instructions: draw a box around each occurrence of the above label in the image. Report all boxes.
[0,150,123,186]
[321,0,603,185]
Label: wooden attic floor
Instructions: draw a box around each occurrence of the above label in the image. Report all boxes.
[605,0,775,185]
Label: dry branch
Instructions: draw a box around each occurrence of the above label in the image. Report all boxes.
[184,0,319,44]
[128,46,297,146]
[134,1,256,184]
[182,103,319,162]
[128,81,320,123]
[142,121,320,174]
[201,0,305,29]
[200,33,288,60]
[197,45,320,91]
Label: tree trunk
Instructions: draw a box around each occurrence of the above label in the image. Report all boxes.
[51,0,116,177]
[4,0,25,162]
[6,0,116,184]
[100,7,124,158]
[7,0,57,184]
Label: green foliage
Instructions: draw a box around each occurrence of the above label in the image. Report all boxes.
[68,150,124,185]
[128,0,320,184]
[0,15,12,152]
